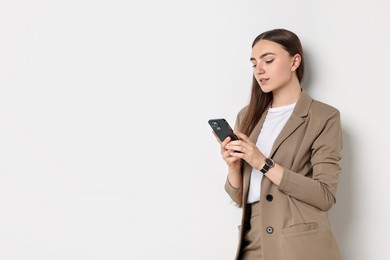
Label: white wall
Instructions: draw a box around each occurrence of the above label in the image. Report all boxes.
[1,0,389,259]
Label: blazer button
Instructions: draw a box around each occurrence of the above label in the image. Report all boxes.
[266,226,274,234]
[266,194,273,202]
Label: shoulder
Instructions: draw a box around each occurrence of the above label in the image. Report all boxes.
[237,105,249,119]
[234,105,249,130]
[299,90,340,120]
[310,98,341,121]
[311,99,340,115]
[303,95,342,133]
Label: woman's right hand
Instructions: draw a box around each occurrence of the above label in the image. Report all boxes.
[212,132,242,171]
[212,132,242,190]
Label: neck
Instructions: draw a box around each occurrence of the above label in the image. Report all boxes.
[271,78,301,107]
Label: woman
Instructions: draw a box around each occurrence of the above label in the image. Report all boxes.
[214,29,342,259]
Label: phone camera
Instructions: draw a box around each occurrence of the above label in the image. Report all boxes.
[210,121,221,130]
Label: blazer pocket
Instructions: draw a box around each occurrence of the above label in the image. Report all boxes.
[282,222,319,237]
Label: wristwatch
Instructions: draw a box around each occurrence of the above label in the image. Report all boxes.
[260,158,275,174]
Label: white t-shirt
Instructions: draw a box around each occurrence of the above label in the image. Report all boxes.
[246,103,296,204]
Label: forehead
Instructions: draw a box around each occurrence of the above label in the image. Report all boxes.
[251,39,288,57]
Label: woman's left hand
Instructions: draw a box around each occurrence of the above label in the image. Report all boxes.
[225,130,266,171]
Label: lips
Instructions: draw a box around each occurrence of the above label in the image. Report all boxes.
[259,78,269,84]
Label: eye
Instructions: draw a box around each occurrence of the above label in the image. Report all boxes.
[265,59,274,64]
[252,64,257,68]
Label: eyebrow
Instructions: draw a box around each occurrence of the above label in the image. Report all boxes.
[250,52,276,61]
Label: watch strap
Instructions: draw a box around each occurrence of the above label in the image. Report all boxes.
[260,164,270,174]
[260,158,274,174]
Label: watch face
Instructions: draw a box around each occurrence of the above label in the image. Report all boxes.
[265,158,274,166]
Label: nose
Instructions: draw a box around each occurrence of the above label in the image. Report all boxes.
[254,63,264,74]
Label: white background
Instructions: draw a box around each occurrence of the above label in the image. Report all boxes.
[0,0,389,259]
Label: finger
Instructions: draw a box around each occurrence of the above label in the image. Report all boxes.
[221,136,232,147]
[229,150,245,159]
[225,144,244,154]
[233,130,250,142]
[222,148,239,158]
[221,149,232,159]
[225,140,248,153]
[226,157,241,165]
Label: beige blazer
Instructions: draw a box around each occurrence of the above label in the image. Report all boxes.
[225,90,342,260]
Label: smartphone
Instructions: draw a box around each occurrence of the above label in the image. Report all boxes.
[208,118,239,142]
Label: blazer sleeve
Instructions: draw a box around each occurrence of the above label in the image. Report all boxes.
[223,108,247,206]
[224,178,242,205]
[278,109,343,211]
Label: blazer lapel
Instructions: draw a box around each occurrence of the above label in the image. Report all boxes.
[270,89,312,157]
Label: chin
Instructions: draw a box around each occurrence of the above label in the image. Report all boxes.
[259,85,273,93]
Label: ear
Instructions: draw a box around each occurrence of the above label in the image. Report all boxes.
[291,54,301,72]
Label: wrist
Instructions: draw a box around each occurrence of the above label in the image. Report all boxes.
[260,158,275,174]
[228,166,241,176]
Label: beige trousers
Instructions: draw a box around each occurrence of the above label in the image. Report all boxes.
[238,202,262,260]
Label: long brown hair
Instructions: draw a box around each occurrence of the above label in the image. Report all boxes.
[240,29,305,136]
